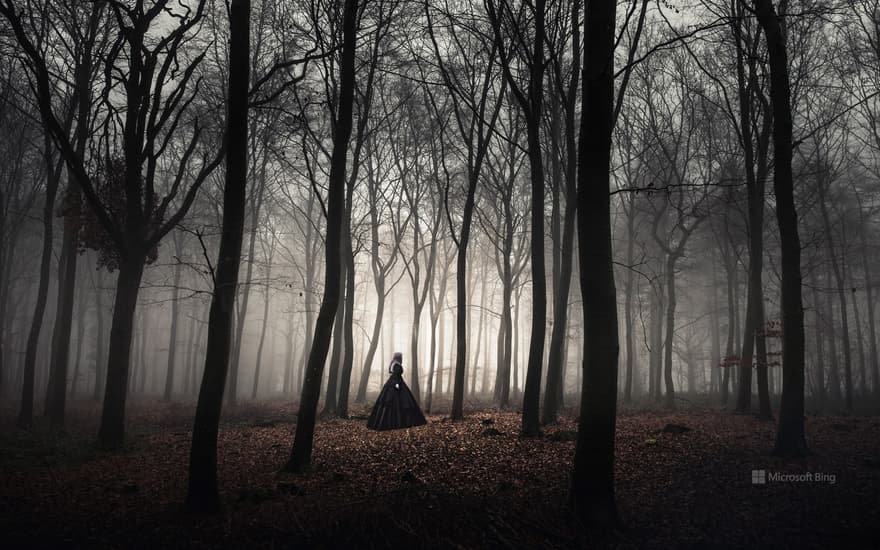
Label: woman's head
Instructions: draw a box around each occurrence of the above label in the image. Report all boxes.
[392,352,403,362]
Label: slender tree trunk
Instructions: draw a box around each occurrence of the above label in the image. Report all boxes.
[754,0,807,456]
[17,142,61,429]
[519,13,548,437]
[824,269,843,404]
[623,212,636,403]
[164,238,184,401]
[284,0,357,472]
[570,0,619,524]
[45,199,80,427]
[755,296,773,420]
[252,263,272,400]
[495,266,512,408]
[356,287,384,403]
[322,266,346,415]
[470,268,486,397]
[663,257,677,409]
[426,300,439,413]
[71,285,87,397]
[97,253,147,447]
[851,285,867,397]
[810,276,826,404]
[438,302,446,396]
[710,258,721,396]
[721,262,733,404]
[544,33,579,419]
[819,192,854,410]
[450,186,478,419]
[229,188,264,406]
[93,269,106,401]
[337,236,356,417]
[186,0,251,511]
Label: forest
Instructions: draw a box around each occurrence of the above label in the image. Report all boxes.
[0,0,878,547]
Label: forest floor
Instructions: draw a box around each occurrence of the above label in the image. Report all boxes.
[1,397,879,549]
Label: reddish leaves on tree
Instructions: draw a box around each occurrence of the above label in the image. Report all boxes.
[76,156,160,271]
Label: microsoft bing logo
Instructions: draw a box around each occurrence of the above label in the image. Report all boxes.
[751,469,766,485]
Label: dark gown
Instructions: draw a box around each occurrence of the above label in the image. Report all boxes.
[367,361,427,430]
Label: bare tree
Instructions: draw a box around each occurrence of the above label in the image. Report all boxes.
[283,0,358,473]
[753,0,808,457]
[486,0,548,437]
[186,0,251,513]
[570,0,619,526]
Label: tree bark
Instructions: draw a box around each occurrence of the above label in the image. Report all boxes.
[322,267,346,415]
[283,0,357,472]
[97,254,147,447]
[252,261,272,400]
[45,198,81,427]
[570,0,619,525]
[663,256,677,409]
[818,187,853,410]
[92,268,106,401]
[163,235,184,401]
[186,0,251,512]
[337,234,356,417]
[753,0,808,457]
[17,141,62,428]
[518,0,548,438]
[623,210,636,403]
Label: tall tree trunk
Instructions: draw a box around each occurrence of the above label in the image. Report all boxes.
[810,273,826,405]
[228,179,265,406]
[93,268,106,401]
[495,262,513,408]
[623,211,636,403]
[710,257,721,396]
[71,284,87,396]
[512,288,521,397]
[754,0,808,457]
[824,269,843,404]
[450,181,478,419]
[283,0,357,472]
[438,302,446,396]
[186,0,251,511]
[322,267,346,415]
[97,253,147,447]
[282,296,295,395]
[337,235,356,417]
[721,258,734,404]
[663,257,677,409]
[252,263,272,400]
[544,4,580,417]
[570,0,619,525]
[819,191,853,410]
[17,141,62,429]
[469,267,486,397]
[519,0,548,438]
[356,286,384,403]
[163,236,184,401]
[426,296,439,413]
[45,200,81,427]
[850,283,867,397]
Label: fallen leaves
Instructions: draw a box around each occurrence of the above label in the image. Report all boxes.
[0,400,878,548]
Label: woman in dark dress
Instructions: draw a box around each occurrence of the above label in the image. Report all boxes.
[367,352,427,430]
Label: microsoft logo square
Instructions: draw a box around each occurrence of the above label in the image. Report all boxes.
[752,469,766,485]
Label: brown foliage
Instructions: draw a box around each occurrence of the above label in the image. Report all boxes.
[0,401,878,548]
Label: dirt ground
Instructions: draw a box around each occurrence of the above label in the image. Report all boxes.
[1,399,878,549]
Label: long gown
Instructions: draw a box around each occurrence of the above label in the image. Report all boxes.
[366,360,427,431]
